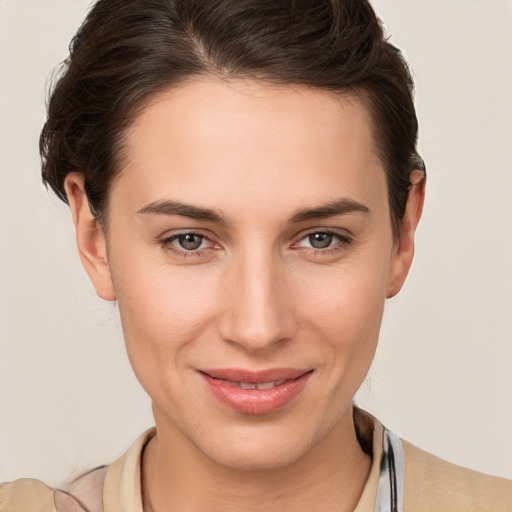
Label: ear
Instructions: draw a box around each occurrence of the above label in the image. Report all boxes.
[64,173,116,301]
[386,169,426,298]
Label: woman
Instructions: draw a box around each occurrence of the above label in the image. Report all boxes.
[1,1,510,511]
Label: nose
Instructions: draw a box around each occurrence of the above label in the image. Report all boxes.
[218,247,297,354]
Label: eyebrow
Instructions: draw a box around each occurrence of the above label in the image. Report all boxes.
[137,200,228,224]
[289,198,370,223]
[137,197,369,224]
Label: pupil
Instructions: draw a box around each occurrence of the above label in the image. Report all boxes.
[310,233,332,249]
[179,234,202,250]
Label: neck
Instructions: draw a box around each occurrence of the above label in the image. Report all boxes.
[142,409,371,512]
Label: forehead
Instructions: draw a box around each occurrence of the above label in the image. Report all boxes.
[113,78,387,221]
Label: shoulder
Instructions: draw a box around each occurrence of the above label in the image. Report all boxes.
[0,428,154,512]
[0,479,56,512]
[402,440,512,512]
[0,467,106,512]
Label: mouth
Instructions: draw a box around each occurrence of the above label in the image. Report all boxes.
[215,379,288,390]
[198,368,313,415]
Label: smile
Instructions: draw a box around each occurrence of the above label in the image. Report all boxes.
[199,368,313,415]
[217,378,287,390]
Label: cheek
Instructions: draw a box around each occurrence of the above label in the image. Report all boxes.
[299,255,389,333]
[296,254,390,376]
[109,250,220,377]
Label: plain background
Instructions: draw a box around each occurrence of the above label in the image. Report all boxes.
[0,0,511,486]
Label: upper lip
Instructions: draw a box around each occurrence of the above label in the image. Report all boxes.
[199,368,312,383]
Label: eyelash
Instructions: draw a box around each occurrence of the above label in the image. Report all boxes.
[160,232,218,258]
[294,229,352,255]
[159,229,352,259]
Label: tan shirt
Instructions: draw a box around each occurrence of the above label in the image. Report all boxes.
[1,412,510,512]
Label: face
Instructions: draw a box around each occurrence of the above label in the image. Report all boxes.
[68,79,420,470]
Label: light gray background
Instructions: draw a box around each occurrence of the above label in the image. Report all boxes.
[0,0,511,486]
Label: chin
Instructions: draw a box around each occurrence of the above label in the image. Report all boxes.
[207,442,309,472]
[192,423,318,471]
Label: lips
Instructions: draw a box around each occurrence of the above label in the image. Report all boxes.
[199,368,313,415]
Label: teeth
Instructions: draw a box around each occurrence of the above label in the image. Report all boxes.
[239,380,287,390]
[255,381,275,390]
[240,382,258,390]
[216,378,289,390]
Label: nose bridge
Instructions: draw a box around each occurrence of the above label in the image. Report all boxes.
[219,243,295,352]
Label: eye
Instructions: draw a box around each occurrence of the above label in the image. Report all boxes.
[298,231,346,250]
[160,231,216,255]
[299,231,342,249]
[306,232,335,249]
[175,233,205,251]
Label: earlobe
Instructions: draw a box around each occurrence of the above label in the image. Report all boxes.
[64,173,116,301]
[386,169,426,298]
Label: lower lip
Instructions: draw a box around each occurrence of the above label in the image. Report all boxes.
[200,372,312,415]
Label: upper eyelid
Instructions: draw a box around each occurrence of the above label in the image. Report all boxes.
[164,231,207,240]
[296,227,352,240]
[159,229,214,242]
[164,232,214,246]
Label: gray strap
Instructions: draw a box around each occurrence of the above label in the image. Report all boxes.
[373,428,405,512]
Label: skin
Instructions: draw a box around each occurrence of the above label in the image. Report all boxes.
[65,79,424,512]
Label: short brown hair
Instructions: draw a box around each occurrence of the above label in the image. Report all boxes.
[40,0,425,236]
